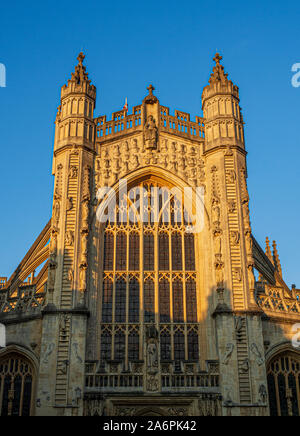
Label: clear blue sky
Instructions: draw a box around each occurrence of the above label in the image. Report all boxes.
[0,0,299,287]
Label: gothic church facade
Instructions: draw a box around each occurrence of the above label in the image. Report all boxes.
[0,53,300,416]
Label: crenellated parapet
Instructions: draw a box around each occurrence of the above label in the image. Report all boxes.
[95,102,205,144]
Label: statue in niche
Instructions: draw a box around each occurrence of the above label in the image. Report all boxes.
[245,231,253,255]
[53,201,60,225]
[144,115,158,150]
[147,340,158,372]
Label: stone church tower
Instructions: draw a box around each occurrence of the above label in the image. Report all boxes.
[0,53,299,417]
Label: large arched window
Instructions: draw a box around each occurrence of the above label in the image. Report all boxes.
[99,180,199,366]
[0,353,35,416]
[267,351,300,416]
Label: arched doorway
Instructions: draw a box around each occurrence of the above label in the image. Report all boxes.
[0,352,35,416]
[267,351,300,416]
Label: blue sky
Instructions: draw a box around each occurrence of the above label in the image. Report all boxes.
[0,0,299,287]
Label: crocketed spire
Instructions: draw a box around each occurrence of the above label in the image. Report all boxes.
[70,52,91,85]
[209,53,229,85]
[265,237,273,263]
[272,240,283,277]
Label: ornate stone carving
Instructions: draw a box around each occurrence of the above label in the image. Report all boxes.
[168,407,188,416]
[251,343,264,366]
[222,343,234,365]
[66,197,73,211]
[65,230,74,246]
[230,230,240,246]
[227,199,236,213]
[233,267,242,282]
[226,169,236,184]
[146,375,159,392]
[69,166,78,178]
[241,359,250,373]
[43,343,55,364]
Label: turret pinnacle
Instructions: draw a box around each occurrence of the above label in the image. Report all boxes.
[272,240,283,277]
[209,52,229,85]
[70,52,91,85]
[265,237,273,263]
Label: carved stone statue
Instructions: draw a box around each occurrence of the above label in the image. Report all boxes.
[147,341,158,370]
[144,115,158,150]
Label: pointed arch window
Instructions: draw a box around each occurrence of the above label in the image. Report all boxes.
[0,353,35,416]
[267,352,300,416]
[100,180,199,368]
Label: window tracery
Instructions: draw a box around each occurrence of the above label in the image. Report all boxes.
[100,181,199,366]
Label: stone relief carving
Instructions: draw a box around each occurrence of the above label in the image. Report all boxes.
[222,343,234,365]
[42,343,55,364]
[227,199,236,213]
[230,230,240,246]
[59,314,70,338]
[73,342,83,364]
[241,359,250,373]
[69,165,78,178]
[233,267,242,282]
[168,407,188,416]
[234,316,244,342]
[251,343,265,366]
[66,197,73,211]
[226,169,236,184]
[58,359,69,375]
[65,230,74,246]
[95,137,204,189]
